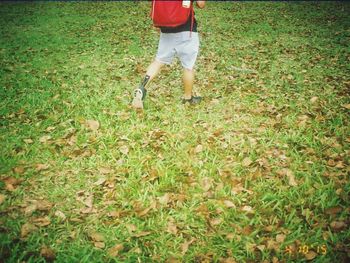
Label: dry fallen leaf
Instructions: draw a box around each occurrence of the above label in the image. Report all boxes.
[276,234,286,243]
[242,157,253,167]
[54,210,66,221]
[119,145,129,155]
[24,138,34,144]
[33,216,51,227]
[126,224,137,233]
[24,204,38,216]
[94,242,105,249]
[35,163,50,172]
[180,238,196,255]
[305,250,317,260]
[158,193,171,206]
[223,200,236,208]
[201,177,214,192]
[0,194,6,205]
[310,96,318,104]
[166,219,178,235]
[89,232,105,242]
[220,257,237,263]
[21,223,37,238]
[266,239,279,252]
[108,244,124,257]
[85,120,100,131]
[330,221,347,231]
[13,166,25,174]
[226,233,235,241]
[241,205,254,214]
[210,218,222,226]
[278,168,297,186]
[3,176,22,191]
[40,246,56,262]
[133,231,152,238]
[194,144,204,154]
[39,135,52,144]
[343,104,350,110]
[325,206,342,215]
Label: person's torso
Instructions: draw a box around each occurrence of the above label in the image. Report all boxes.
[159,2,198,33]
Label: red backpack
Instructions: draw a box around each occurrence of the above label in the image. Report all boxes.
[151,0,194,29]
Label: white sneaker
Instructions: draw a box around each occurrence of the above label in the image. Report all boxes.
[132,88,144,109]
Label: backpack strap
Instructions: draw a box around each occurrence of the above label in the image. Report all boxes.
[190,2,194,37]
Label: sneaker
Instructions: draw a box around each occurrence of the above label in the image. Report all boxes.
[182,96,202,105]
[132,87,147,109]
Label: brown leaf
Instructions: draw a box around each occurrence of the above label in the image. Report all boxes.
[242,225,253,235]
[90,232,105,242]
[126,224,137,233]
[180,238,196,255]
[223,200,236,208]
[266,239,279,252]
[21,223,37,238]
[330,221,347,231]
[276,234,286,243]
[40,246,56,261]
[325,206,342,215]
[94,241,105,249]
[82,195,93,208]
[54,210,66,221]
[220,258,237,263]
[39,135,52,144]
[201,177,214,192]
[158,193,171,206]
[36,200,53,211]
[226,233,235,241]
[94,177,106,186]
[194,144,204,154]
[85,120,100,131]
[3,176,22,191]
[13,166,25,174]
[107,211,121,218]
[241,205,254,214]
[35,163,49,172]
[305,250,317,260]
[119,145,129,155]
[98,167,113,174]
[278,168,297,186]
[33,216,51,227]
[108,244,124,257]
[24,138,34,144]
[256,245,266,252]
[310,96,318,104]
[133,231,151,238]
[242,157,253,167]
[210,218,222,226]
[0,194,6,205]
[24,204,38,216]
[166,220,178,235]
[342,103,350,110]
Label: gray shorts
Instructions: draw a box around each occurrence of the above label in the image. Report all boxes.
[156,32,199,70]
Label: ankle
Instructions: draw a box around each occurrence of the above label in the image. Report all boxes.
[184,95,192,100]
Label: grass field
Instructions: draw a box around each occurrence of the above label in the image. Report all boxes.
[0,1,349,262]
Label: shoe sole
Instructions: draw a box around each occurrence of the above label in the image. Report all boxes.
[132,89,144,109]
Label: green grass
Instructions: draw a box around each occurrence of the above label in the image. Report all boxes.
[0,1,349,262]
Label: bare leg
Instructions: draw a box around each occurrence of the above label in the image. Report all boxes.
[145,60,164,87]
[132,60,164,109]
[183,68,194,100]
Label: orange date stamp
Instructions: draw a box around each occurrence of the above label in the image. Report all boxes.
[284,244,327,256]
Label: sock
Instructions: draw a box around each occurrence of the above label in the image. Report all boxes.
[139,75,150,91]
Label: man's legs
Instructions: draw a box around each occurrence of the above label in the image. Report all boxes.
[183,68,194,100]
[132,60,164,109]
[182,67,201,104]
